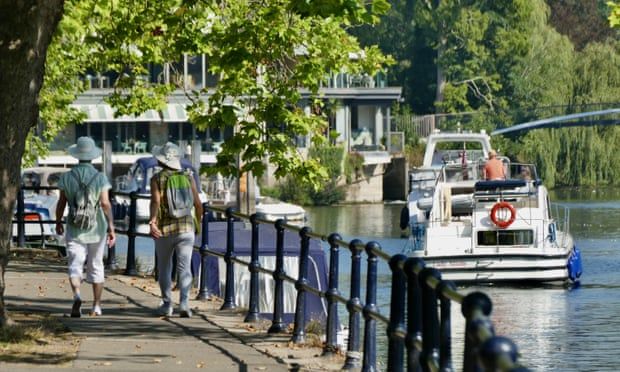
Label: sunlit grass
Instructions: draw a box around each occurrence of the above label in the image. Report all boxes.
[0,311,78,365]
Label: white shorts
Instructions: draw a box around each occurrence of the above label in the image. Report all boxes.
[66,238,106,284]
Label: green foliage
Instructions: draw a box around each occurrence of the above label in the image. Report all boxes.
[308,145,345,179]
[609,1,620,27]
[33,0,392,191]
[344,152,365,184]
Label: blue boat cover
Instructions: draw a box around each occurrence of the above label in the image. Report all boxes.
[195,221,328,323]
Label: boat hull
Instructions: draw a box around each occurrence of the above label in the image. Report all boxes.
[410,251,574,284]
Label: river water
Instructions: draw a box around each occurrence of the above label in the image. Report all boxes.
[305,187,620,371]
[115,188,620,371]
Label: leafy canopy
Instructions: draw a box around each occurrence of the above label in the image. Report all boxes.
[37,0,393,190]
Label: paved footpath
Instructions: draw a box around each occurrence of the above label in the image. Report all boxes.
[3,253,344,371]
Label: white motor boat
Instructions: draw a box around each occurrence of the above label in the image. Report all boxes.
[14,167,69,241]
[401,130,582,285]
[255,196,306,224]
[114,156,207,222]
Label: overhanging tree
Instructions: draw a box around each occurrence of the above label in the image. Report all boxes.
[0,0,391,327]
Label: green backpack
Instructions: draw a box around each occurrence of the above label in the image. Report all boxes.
[165,171,194,218]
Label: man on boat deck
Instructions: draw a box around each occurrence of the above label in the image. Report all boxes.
[483,150,506,180]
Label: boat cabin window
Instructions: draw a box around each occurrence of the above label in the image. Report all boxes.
[477,230,533,246]
[431,141,485,167]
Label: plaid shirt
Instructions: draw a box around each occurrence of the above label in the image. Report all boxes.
[155,170,195,236]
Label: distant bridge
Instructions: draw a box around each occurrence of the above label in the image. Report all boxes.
[491,108,620,136]
[397,105,620,139]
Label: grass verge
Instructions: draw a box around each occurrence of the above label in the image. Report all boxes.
[0,310,79,365]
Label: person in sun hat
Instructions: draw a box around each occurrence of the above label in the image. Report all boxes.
[55,136,116,318]
[148,142,203,318]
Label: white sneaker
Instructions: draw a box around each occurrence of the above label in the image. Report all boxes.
[179,306,192,318]
[158,302,173,317]
[90,306,102,316]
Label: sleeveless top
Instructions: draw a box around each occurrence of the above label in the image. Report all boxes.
[154,169,195,237]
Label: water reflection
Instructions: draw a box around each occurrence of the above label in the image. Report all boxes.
[305,193,620,371]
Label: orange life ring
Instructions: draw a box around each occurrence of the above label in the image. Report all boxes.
[490,201,516,228]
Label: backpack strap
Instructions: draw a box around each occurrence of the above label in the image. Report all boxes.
[69,169,100,206]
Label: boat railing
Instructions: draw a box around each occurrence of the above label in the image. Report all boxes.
[13,186,531,371]
[550,202,571,247]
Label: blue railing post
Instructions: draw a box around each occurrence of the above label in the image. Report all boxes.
[343,239,364,370]
[462,291,494,372]
[124,191,138,276]
[268,219,287,333]
[292,226,312,344]
[244,213,261,323]
[362,241,380,372]
[437,280,456,371]
[196,205,211,301]
[405,257,425,372]
[17,187,26,247]
[387,254,407,372]
[105,242,118,270]
[419,267,441,372]
[221,207,237,310]
[323,233,341,356]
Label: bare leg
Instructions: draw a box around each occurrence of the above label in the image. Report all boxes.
[92,282,103,308]
[69,276,81,298]
[69,276,82,317]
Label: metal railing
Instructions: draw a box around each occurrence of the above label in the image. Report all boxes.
[14,187,530,371]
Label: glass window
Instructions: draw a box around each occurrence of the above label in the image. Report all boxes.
[187,55,203,90]
[75,123,88,139]
[168,122,180,142]
[106,123,122,152]
[477,230,534,246]
[182,122,194,141]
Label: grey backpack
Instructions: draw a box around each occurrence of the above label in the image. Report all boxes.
[69,170,100,230]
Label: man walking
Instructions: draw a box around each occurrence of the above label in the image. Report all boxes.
[55,137,116,317]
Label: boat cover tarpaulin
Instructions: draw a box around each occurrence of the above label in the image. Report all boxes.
[195,221,328,323]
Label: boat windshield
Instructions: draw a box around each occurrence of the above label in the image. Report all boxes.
[430,141,485,167]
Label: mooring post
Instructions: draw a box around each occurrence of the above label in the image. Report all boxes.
[462,291,494,372]
[343,239,364,370]
[124,191,138,276]
[244,213,261,322]
[405,257,425,372]
[362,241,380,372]
[268,219,287,333]
[323,233,342,356]
[221,207,236,310]
[387,254,407,372]
[196,205,211,300]
[437,280,456,371]
[17,187,26,247]
[419,267,441,371]
[291,226,312,344]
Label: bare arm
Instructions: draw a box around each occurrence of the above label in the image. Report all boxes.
[190,177,203,219]
[99,189,116,247]
[55,191,67,235]
[149,176,162,239]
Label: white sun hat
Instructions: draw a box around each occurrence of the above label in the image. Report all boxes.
[152,142,182,170]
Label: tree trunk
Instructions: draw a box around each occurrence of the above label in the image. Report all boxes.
[0,0,64,327]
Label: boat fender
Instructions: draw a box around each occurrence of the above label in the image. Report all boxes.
[400,206,410,230]
[548,222,557,242]
[567,245,583,282]
[490,201,516,228]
